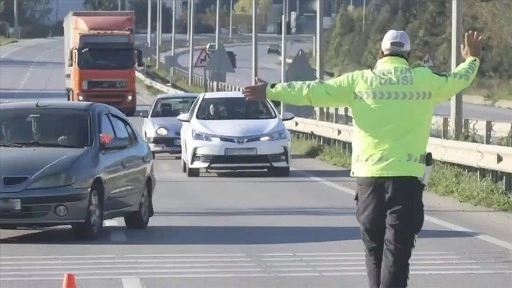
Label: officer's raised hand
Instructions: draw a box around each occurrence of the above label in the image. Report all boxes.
[461,30,483,59]
[242,77,268,101]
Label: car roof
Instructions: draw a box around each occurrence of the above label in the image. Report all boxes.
[155,93,199,99]
[202,91,245,99]
[0,100,95,110]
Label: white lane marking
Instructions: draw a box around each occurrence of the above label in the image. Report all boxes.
[121,277,144,288]
[1,270,511,281]
[0,251,452,259]
[291,168,512,251]
[103,219,127,242]
[1,263,259,270]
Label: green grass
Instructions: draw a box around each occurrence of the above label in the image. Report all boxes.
[291,136,512,213]
[0,37,17,46]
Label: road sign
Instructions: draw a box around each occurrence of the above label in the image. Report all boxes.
[422,53,435,67]
[194,48,210,68]
[286,49,317,81]
[164,54,177,69]
[204,44,235,73]
[283,49,316,119]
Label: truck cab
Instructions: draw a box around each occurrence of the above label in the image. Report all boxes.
[64,11,143,116]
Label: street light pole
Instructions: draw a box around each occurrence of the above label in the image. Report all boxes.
[251,0,258,85]
[147,0,151,48]
[316,0,324,120]
[171,0,176,56]
[155,0,161,69]
[229,0,233,38]
[14,0,18,38]
[187,0,191,43]
[188,0,195,86]
[216,0,220,48]
[451,0,463,140]
[280,0,288,114]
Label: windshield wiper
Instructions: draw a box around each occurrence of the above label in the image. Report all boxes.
[13,141,83,148]
[0,143,23,147]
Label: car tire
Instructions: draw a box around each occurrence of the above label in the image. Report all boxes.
[186,162,200,177]
[73,188,103,240]
[269,167,290,177]
[124,184,151,229]
[152,152,155,159]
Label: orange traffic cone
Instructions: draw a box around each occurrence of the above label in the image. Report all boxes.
[62,273,77,288]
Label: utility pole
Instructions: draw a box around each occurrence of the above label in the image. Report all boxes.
[280,0,288,114]
[14,0,18,38]
[147,0,151,48]
[229,0,233,38]
[156,0,161,69]
[118,0,121,11]
[188,0,195,86]
[451,0,463,140]
[316,0,324,120]
[216,0,220,48]
[251,0,258,85]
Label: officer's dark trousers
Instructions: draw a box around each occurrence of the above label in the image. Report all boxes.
[355,176,425,288]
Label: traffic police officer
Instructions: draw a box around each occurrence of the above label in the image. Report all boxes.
[242,30,483,288]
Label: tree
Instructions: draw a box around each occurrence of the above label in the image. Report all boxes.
[234,0,271,15]
[83,0,119,11]
[0,0,51,26]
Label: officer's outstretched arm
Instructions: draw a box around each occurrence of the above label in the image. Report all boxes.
[429,57,480,104]
[265,72,358,108]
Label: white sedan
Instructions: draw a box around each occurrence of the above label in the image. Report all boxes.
[140,93,198,158]
[177,91,295,177]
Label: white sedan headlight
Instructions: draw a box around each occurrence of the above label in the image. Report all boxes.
[156,127,168,136]
[27,173,75,189]
[260,129,287,141]
[192,130,219,142]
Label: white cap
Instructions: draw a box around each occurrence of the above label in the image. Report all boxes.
[381,30,411,53]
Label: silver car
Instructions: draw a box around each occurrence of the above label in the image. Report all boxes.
[140,93,199,158]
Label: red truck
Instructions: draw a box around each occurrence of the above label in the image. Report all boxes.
[64,11,143,116]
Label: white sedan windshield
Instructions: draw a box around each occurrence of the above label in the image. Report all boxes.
[196,98,276,120]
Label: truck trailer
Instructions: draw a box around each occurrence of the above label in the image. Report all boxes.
[64,11,143,116]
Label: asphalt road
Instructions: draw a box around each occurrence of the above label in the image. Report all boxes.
[1,38,511,288]
[173,41,512,122]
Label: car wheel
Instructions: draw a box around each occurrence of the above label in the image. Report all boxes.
[124,184,151,229]
[73,188,103,240]
[152,152,155,159]
[186,162,200,177]
[269,167,290,177]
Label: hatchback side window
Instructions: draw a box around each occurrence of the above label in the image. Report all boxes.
[101,114,115,136]
[110,115,130,140]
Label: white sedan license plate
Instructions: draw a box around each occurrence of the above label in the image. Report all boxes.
[0,199,21,211]
[225,148,257,155]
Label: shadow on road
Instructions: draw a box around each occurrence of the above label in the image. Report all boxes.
[0,225,477,245]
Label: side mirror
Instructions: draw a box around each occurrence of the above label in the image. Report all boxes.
[176,113,190,122]
[136,49,144,67]
[138,110,149,118]
[282,112,295,121]
[100,134,129,150]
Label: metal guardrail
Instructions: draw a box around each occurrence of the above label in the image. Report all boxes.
[135,69,512,191]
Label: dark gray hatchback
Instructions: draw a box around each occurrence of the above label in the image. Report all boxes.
[0,101,155,240]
